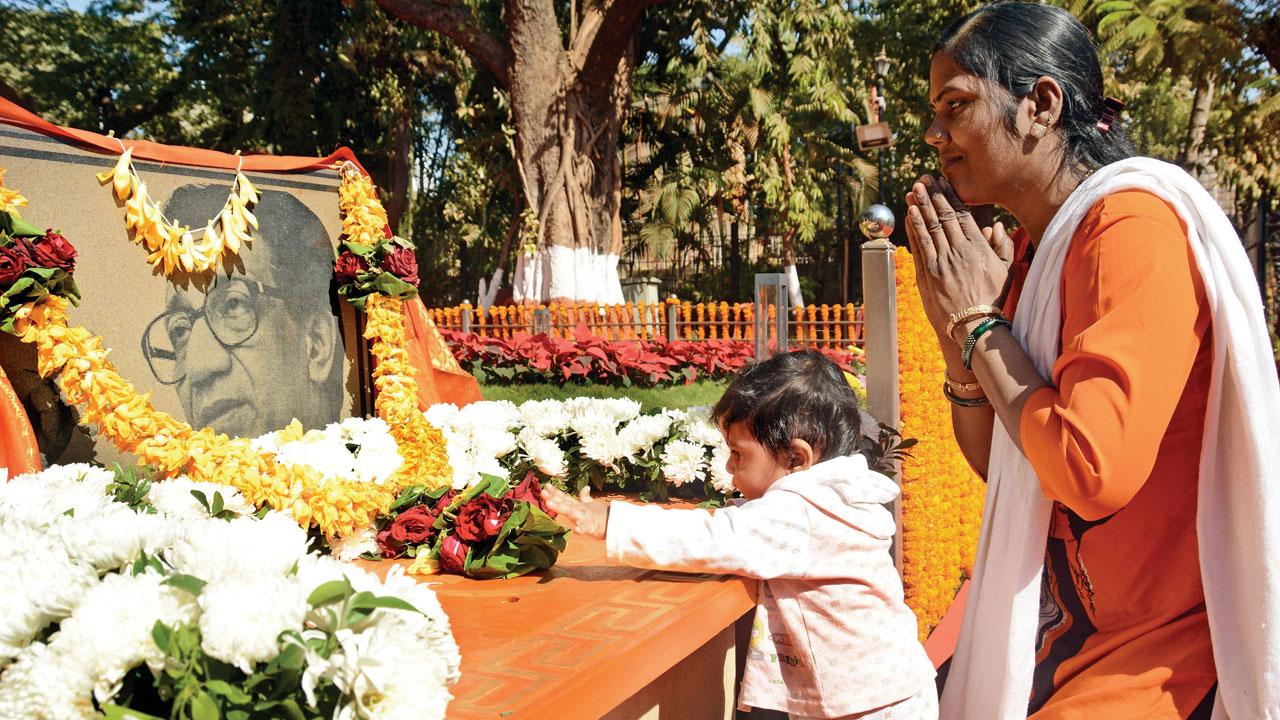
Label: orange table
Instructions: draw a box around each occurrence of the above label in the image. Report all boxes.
[363,519,757,719]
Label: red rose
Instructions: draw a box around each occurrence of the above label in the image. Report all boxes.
[388,504,438,546]
[334,251,367,284]
[432,489,458,513]
[0,243,29,286]
[454,494,513,542]
[383,225,393,239]
[380,246,419,287]
[376,527,403,559]
[510,471,551,514]
[30,231,76,272]
[438,533,470,574]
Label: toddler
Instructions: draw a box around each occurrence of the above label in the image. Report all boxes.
[542,349,937,720]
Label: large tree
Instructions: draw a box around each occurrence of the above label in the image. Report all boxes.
[376,0,666,302]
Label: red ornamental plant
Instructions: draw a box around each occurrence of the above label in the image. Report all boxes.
[442,324,862,387]
[375,471,567,579]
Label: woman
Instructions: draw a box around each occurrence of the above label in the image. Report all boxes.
[903,3,1280,719]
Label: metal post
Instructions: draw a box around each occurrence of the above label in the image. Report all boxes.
[533,308,550,335]
[753,273,788,360]
[666,301,679,342]
[461,304,473,334]
[860,203,902,574]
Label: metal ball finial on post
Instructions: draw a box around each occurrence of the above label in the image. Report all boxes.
[859,203,896,241]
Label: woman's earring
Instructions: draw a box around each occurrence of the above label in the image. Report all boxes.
[1029,114,1053,139]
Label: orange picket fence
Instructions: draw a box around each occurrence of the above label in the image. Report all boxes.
[426,301,865,349]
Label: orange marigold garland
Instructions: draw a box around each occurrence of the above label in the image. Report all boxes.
[894,247,986,641]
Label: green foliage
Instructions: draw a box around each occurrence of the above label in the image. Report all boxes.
[107,463,158,513]
[477,378,728,413]
[862,423,918,479]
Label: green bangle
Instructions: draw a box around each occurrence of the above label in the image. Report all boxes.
[961,317,1011,370]
[942,381,991,407]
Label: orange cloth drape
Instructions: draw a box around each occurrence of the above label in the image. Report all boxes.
[403,297,482,408]
[0,97,367,174]
[0,365,40,479]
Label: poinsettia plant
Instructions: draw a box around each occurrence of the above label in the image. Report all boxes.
[375,471,568,579]
[443,324,864,388]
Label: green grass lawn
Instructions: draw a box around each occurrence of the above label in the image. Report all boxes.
[478,379,729,412]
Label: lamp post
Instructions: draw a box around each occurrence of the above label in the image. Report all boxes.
[873,47,892,205]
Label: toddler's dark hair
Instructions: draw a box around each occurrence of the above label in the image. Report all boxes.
[711,348,864,464]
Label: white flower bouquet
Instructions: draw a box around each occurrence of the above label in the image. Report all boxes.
[0,464,460,720]
[425,398,736,505]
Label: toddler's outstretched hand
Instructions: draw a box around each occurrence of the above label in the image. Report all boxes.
[541,486,609,540]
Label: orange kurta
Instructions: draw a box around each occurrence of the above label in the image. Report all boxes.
[1004,191,1216,719]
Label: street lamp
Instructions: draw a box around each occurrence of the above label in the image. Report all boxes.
[873,47,892,205]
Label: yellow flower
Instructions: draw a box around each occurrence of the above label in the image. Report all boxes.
[894,248,986,640]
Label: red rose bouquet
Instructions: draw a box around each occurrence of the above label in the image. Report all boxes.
[333,230,420,311]
[376,471,568,579]
[0,209,80,334]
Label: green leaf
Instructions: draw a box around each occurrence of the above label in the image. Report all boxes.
[190,690,219,720]
[164,573,208,597]
[307,579,352,608]
[151,621,172,652]
[205,679,252,705]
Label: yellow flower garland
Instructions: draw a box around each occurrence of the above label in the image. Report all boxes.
[894,247,986,641]
[97,148,259,275]
[4,165,451,540]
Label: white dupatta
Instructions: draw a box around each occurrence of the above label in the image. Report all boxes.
[939,157,1280,719]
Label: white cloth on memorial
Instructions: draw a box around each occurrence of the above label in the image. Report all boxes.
[939,157,1280,719]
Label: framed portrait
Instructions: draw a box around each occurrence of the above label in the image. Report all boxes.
[0,123,369,466]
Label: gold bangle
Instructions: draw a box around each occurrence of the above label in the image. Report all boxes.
[944,373,982,393]
[946,304,1005,342]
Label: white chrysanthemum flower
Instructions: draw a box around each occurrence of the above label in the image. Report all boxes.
[422,402,460,429]
[564,397,641,427]
[617,414,675,457]
[333,418,404,484]
[53,570,197,703]
[709,444,736,495]
[327,619,456,720]
[680,406,723,447]
[660,439,707,487]
[579,429,631,468]
[167,512,310,585]
[0,545,97,665]
[517,429,567,478]
[329,525,379,562]
[52,504,177,573]
[516,399,570,438]
[0,464,116,529]
[0,641,96,720]
[263,418,404,487]
[199,575,308,673]
[145,477,254,520]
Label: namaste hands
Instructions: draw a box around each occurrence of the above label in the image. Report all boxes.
[904,175,1016,346]
[541,485,609,540]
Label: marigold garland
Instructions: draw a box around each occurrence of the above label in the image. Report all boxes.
[2,162,452,541]
[894,247,987,641]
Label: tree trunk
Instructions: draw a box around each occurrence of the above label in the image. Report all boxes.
[386,110,412,234]
[1178,75,1215,179]
[377,0,657,304]
[730,220,741,301]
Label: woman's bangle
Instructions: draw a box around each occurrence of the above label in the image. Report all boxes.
[943,382,991,407]
[944,372,982,393]
[961,317,1012,370]
[946,304,1006,342]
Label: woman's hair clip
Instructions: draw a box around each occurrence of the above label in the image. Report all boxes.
[1096,97,1125,134]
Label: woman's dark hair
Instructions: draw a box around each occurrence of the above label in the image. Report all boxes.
[711,348,864,464]
[935,1,1136,171]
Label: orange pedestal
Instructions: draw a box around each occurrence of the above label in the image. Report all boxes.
[361,521,757,719]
